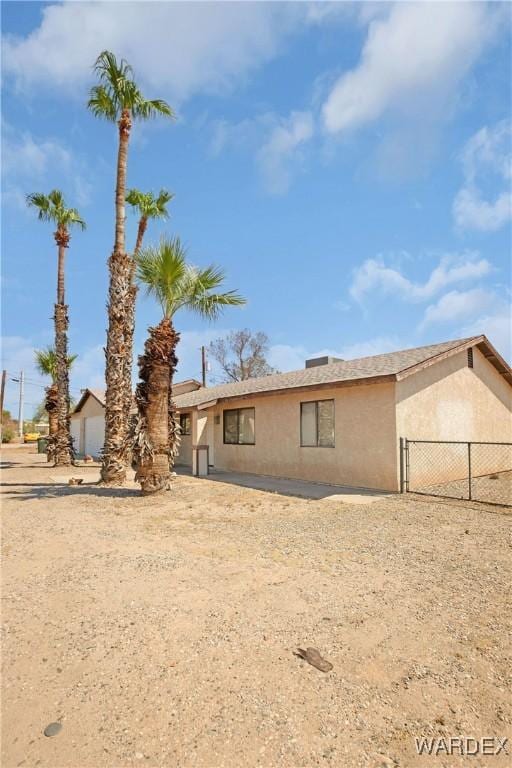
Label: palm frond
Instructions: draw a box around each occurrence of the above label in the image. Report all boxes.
[93,50,133,83]
[87,84,118,121]
[127,188,173,220]
[65,208,87,231]
[35,347,77,381]
[136,236,246,320]
[89,51,175,124]
[132,97,175,120]
[188,290,246,321]
[26,192,54,223]
[27,190,85,231]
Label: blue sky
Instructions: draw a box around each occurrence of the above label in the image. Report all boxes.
[1,1,511,418]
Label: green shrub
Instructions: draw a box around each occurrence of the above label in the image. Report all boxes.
[2,427,14,443]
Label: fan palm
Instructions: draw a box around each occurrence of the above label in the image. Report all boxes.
[122,188,174,452]
[27,190,85,466]
[34,347,77,461]
[133,236,245,494]
[87,51,175,485]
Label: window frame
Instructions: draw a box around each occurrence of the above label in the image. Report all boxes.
[300,399,335,448]
[223,407,256,445]
[179,412,191,436]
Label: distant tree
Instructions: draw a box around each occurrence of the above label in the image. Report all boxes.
[209,330,278,382]
[32,400,49,424]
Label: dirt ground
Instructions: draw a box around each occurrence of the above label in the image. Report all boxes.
[1,445,511,768]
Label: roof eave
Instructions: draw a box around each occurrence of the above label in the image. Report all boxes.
[72,388,106,414]
[176,372,397,410]
[396,335,512,386]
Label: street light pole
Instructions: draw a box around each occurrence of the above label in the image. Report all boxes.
[201,346,207,388]
[17,370,24,439]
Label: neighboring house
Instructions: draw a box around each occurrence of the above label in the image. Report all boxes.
[70,388,106,457]
[70,379,202,458]
[173,336,512,491]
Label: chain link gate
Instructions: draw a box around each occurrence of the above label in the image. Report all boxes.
[400,439,512,507]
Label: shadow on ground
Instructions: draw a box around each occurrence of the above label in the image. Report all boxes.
[1,481,140,500]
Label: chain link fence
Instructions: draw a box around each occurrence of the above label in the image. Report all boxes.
[400,439,512,507]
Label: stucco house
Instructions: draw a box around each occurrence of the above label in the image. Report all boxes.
[173,335,511,491]
[70,336,511,491]
[70,379,201,458]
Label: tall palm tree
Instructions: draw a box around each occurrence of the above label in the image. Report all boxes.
[27,190,85,466]
[122,188,173,454]
[34,347,77,461]
[133,236,245,494]
[87,51,175,485]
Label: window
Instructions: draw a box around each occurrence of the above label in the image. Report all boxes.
[467,348,474,368]
[223,408,255,445]
[179,413,191,435]
[300,399,334,447]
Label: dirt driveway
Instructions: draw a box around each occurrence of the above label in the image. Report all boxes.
[1,445,510,768]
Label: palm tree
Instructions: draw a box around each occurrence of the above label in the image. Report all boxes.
[27,190,85,466]
[122,188,173,454]
[133,236,245,494]
[87,51,175,485]
[34,347,77,461]
[127,188,173,254]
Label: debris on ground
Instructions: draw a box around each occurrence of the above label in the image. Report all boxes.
[295,647,333,672]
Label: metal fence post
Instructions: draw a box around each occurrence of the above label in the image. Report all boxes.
[399,437,404,493]
[405,439,410,492]
[468,442,472,500]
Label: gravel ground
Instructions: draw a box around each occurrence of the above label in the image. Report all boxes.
[2,445,511,768]
[410,471,511,506]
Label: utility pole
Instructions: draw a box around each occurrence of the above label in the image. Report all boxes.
[201,346,207,387]
[17,370,24,439]
[0,369,6,443]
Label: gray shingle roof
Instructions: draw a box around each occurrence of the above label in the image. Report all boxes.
[173,336,482,410]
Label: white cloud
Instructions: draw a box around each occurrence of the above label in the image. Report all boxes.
[453,120,512,231]
[209,110,314,194]
[2,131,71,176]
[350,253,491,303]
[71,344,105,391]
[2,2,303,103]
[322,2,498,135]
[257,111,314,194]
[459,300,512,362]
[420,288,494,329]
[2,123,92,208]
[267,335,400,372]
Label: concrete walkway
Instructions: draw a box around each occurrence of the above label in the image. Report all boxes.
[192,467,389,502]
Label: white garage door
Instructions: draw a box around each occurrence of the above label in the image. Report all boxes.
[84,415,105,458]
[70,419,81,454]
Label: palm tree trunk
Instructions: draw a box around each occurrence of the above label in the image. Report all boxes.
[45,382,58,462]
[53,232,73,466]
[121,216,147,464]
[53,303,73,465]
[133,318,179,494]
[101,109,132,484]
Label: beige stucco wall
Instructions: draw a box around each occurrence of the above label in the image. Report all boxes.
[396,348,512,485]
[209,382,398,491]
